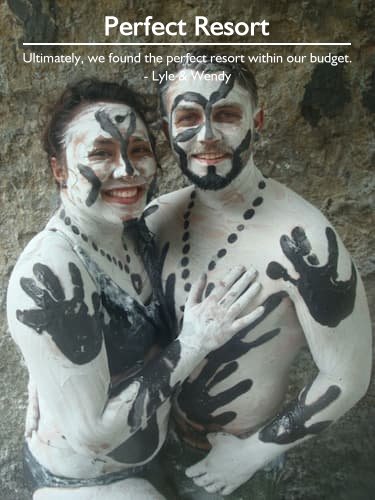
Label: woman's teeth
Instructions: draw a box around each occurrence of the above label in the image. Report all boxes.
[107,188,138,198]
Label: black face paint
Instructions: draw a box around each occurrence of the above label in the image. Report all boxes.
[170,76,252,191]
[77,164,102,207]
[16,262,103,365]
[95,109,136,176]
[259,382,341,444]
[178,292,286,427]
[266,226,357,327]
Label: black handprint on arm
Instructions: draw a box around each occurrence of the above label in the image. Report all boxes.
[266,226,357,327]
[259,382,341,444]
[16,262,103,365]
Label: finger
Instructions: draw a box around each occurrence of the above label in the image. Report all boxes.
[69,263,84,302]
[33,263,65,301]
[227,281,261,319]
[186,462,206,478]
[218,268,257,308]
[222,485,236,496]
[326,227,339,272]
[205,482,225,493]
[231,305,265,333]
[211,265,247,301]
[186,272,207,308]
[193,474,216,487]
[16,308,49,333]
[20,277,49,308]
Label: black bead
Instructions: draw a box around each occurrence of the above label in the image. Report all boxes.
[243,209,255,220]
[217,248,227,258]
[124,264,130,274]
[60,209,65,219]
[184,283,192,292]
[106,254,112,262]
[118,261,123,270]
[181,257,189,267]
[180,305,185,312]
[92,242,98,251]
[183,211,190,220]
[258,181,266,189]
[181,269,190,279]
[81,233,88,242]
[100,249,105,256]
[183,220,190,230]
[205,283,215,297]
[188,201,195,209]
[64,217,71,226]
[126,255,131,263]
[253,197,263,207]
[208,260,216,271]
[182,232,190,242]
[228,233,238,244]
[182,244,190,254]
[112,256,117,265]
[71,225,80,235]
[237,224,245,231]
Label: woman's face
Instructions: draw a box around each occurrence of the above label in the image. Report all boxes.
[62,102,157,224]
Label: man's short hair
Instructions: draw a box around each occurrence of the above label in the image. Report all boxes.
[159,49,258,118]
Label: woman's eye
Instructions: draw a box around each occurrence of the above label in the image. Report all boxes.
[130,145,152,155]
[88,150,112,159]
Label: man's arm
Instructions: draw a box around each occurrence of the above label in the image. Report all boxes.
[186,224,372,495]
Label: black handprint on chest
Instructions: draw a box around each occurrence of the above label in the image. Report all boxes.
[178,293,285,428]
[266,227,357,327]
[16,263,103,364]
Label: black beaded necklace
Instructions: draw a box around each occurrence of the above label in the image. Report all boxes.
[178,179,267,309]
[58,208,144,295]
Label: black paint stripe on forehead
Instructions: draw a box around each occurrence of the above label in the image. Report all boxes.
[171,92,208,114]
[208,75,236,105]
[95,109,136,176]
[78,164,102,206]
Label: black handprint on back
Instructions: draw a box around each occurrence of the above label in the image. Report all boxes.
[266,226,357,327]
[16,262,103,364]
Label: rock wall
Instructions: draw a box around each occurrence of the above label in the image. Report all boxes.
[0,1,374,499]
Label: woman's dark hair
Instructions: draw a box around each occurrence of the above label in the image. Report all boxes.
[43,78,156,163]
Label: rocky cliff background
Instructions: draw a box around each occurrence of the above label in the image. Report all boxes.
[0,1,374,499]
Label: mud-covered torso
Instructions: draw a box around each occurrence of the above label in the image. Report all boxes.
[8,207,170,478]
[146,175,354,440]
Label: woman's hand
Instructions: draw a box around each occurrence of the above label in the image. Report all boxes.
[179,266,263,354]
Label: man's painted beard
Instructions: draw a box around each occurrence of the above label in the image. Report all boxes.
[168,74,254,191]
[173,130,252,191]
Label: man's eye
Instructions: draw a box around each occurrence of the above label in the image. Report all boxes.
[88,150,112,159]
[175,112,201,127]
[214,110,242,123]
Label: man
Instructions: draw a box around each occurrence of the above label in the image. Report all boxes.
[145,53,372,496]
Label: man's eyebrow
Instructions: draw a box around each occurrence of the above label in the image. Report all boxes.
[129,136,149,143]
[175,104,202,111]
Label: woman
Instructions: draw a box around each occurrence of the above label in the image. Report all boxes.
[7,79,263,499]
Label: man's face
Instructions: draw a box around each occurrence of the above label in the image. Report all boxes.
[164,70,255,190]
[63,102,156,224]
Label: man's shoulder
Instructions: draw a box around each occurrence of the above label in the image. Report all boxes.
[144,185,194,232]
[268,178,330,228]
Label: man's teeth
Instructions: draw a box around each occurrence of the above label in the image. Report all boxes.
[196,153,227,159]
[107,188,138,198]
